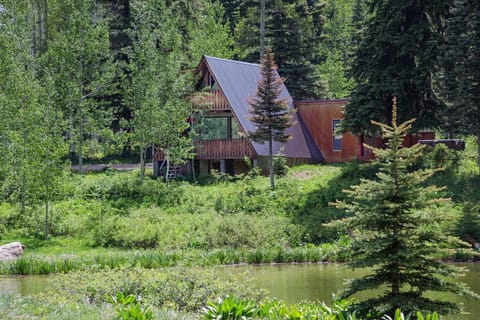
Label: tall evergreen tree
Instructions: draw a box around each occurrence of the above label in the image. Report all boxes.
[318,0,355,98]
[332,97,478,316]
[441,0,480,167]
[342,0,451,136]
[248,47,294,189]
[235,0,326,100]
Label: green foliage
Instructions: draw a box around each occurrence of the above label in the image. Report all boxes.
[125,1,193,181]
[52,266,264,312]
[0,244,344,276]
[248,47,294,189]
[319,0,356,99]
[201,297,444,320]
[234,0,326,100]
[202,295,257,320]
[331,99,479,316]
[273,151,289,177]
[89,208,296,250]
[187,0,234,64]
[456,202,480,247]
[343,0,450,135]
[112,293,153,320]
[421,144,461,173]
[40,0,115,170]
[441,0,480,167]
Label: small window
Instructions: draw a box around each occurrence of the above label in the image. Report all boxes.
[332,119,342,151]
[209,75,218,91]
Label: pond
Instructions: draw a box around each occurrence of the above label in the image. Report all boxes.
[228,263,480,320]
[0,263,478,319]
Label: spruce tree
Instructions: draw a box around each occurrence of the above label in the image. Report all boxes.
[343,0,450,136]
[332,97,478,316]
[248,47,294,189]
[441,0,480,167]
[234,0,326,100]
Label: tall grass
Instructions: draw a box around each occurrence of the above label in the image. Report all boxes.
[0,244,344,275]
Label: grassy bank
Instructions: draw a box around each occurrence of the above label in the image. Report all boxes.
[0,142,479,275]
[0,243,348,275]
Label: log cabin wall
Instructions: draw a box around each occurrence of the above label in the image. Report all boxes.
[295,100,359,162]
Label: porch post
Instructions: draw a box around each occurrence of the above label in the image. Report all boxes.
[220,159,226,173]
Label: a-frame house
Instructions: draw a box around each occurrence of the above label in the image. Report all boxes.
[186,55,323,176]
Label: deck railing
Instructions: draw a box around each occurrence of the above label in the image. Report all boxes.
[194,138,255,160]
[191,90,230,111]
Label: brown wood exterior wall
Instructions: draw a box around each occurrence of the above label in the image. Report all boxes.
[296,100,359,163]
[194,138,256,160]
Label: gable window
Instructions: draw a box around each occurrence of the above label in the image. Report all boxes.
[332,119,342,151]
[209,75,219,91]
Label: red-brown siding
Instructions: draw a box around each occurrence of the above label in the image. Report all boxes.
[295,100,359,163]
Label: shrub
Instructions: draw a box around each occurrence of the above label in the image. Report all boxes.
[88,206,298,250]
[202,295,257,320]
[111,293,153,320]
[422,143,461,172]
[51,267,265,312]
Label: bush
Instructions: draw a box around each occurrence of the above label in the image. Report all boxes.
[51,267,265,312]
[88,207,298,250]
[111,293,153,320]
[422,143,461,172]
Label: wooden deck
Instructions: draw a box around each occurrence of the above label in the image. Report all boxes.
[191,90,230,111]
[194,138,255,160]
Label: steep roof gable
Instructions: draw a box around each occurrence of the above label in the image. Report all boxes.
[202,55,321,160]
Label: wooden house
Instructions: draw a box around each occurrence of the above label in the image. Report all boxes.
[295,99,359,162]
[154,55,434,177]
[184,55,323,176]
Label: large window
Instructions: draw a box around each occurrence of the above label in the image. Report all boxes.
[332,119,342,151]
[200,117,242,139]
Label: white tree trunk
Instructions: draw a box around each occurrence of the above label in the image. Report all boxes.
[269,138,274,189]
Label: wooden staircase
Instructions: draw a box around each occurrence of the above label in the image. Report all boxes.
[156,158,185,180]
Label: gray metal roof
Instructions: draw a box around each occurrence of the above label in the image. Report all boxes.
[203,55,321,159]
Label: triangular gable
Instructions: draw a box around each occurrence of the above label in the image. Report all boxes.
[202,55,319,159]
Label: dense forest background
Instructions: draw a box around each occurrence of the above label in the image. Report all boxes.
[0,0,478,210]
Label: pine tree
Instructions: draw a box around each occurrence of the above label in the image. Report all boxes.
[342,0,450,136]
[318,0,356,99]
[248,47,294,189]
[441,0,480,167]
[234,0,326,100]
[332,97,478,316]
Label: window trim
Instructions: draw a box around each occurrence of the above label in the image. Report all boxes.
[332,119,342,151]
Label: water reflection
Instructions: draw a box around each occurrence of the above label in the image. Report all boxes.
[226,263,480,320]
[0,276,51,296]
[0,263,478,320]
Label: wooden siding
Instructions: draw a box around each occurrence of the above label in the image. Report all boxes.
[296,100,359,163]
[191,90,230,111]
[194,138,256,160]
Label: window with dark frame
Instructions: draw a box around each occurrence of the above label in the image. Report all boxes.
[332,119,342,151]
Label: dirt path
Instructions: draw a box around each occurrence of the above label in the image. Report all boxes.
[71,163,153,172]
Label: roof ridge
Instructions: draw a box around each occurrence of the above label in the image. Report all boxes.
[204,55,260,68]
